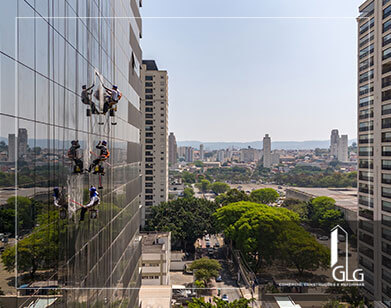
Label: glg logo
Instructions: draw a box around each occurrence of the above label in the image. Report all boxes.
[330,225,364,282]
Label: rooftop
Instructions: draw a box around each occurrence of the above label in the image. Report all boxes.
[287,187,357,212]
[142,60,158,71]
[141,231,170,253]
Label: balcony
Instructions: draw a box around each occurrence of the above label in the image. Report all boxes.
[359,159,373,169]
[359,232,374,246]
[359,208,374,220]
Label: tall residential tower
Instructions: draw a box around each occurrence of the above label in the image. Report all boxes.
[263,134,272,168]
[357,0,390,303]
[141,60,169,226]
[169,132,178,165]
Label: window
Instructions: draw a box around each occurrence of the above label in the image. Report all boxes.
[146,177,153,181]
[146,76,153,80]
[359,96,374,108]
[145,120,153,125]
[145,183,153,187]
[145,132,153,137]
[359,171,374,181]
[359,195,374,207]
[360,84,373,96]
[145,95,153,99]
[359,57,374,71]
[384,104,391,116]
[145,114,153,119]
[145,107,153,112]
[383,200,391,213]
[145,82,153,87]
[383,118,391,129]
[359,120,373,131]
[146,170,153,175]
[146,126,153,131]
[383,173,391,185]
[385,47,391,60]
[145,88,153,93]
[145,189,153,194]
[360,18,374,34]
[146,139,153,144]
[385,5,391,19]
[360,31,374,47]
[359,44,374,59]
[384,89,391,101]
[146,157,153,162]
[145,145,153,150]
[359,146,373,156]
[359,108,373,119]
[384,146,391,156]
[146,101,153,106]
[384,132,391,142]
[383,214,391,227]
[385,19,391,33]
[384,187,391,198]
[360,70,374,83]
[359,159,373,169]
[359,208,373,220]
[359,134,373,144]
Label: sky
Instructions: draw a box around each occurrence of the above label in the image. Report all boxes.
[141,0,364,142]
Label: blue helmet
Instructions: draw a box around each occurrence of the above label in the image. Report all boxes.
[53,187,60,197]
[112,85,118,90]
[101,140,107,146]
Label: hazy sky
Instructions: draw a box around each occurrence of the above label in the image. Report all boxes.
[141,0,363,142]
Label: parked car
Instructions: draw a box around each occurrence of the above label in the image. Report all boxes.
[319,236,329,241]
[222,294,229,302]
[205,235,210,241]
[206,241,211,248]
[216,275,222,282]
[208,248,214,255]
[214,242,220,248]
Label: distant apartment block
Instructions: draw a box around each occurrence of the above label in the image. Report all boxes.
[330,129,349,162]
[263,134,272,168]
[240,146,260,163]
[7,134,16,162]
[200,144,205,161]
[141,232,171,286]
[168,132,178,165]
[178,146,194,162]
[141,60,169,226]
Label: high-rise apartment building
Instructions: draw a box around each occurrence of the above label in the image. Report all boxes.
[7,134,16,162]
[200,144,205,161]
[185,146,194,162]
[0,1,143,306]
[18,128,28,157]
[330,129,340,157]
[141,60,169,226]
[263,134,272,168]
[357,0,391,303]
[330,129,349,162]
[169,132,178,165]
[338,134,349,162]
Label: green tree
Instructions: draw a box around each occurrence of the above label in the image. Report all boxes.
[189,258,221,285]
[145,198,219,251]
[194,160,204,168]
[277,222,330,275]
[183,187,195,199]
[250,188,279,204]
[210,182,230,194]
[215,189,249,206]
[0,196,34,235]
[182,171,196,184]
[1,209,61,279]
[308,197,344,232]
[282,198,308,220]
[196,179,211,193]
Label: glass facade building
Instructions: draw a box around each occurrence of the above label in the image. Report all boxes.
[0,0,143,307]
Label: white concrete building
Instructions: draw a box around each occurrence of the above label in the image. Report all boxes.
[337,134,349,162]
[169,132,177,166]
[200,144,204,161]
[141,232,171,286]
[141,60,169,226]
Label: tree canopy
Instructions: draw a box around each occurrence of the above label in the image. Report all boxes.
[145,197,219,251]
[189,257,221,285]
[250,188,279,204]
[210,182,230,194]
[215,189,249,206]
